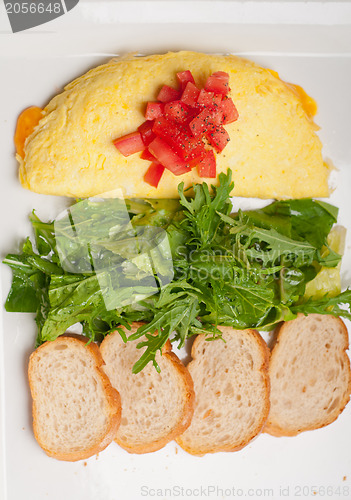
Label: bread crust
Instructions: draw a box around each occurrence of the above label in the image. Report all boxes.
[176,327,270,455]
[28,335,121,461]
[264,314,351,437]
[100,322,195,454]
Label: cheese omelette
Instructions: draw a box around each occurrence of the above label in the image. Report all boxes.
[18,51,330,199]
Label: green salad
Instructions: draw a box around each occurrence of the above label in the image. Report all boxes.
[3,170,351,373]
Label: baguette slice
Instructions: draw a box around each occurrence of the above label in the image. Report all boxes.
[265,314,351,437]
[100,323,195,454]
[28,335,121,461]
[176,327,270,455]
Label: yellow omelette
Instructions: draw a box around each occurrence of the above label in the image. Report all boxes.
[18,51,330,199]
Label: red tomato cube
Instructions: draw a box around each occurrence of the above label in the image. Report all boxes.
[138,120,156,146]
[176,70,195,90]
[157,85,181,103]
[164,100,190,123]
[186,139,207,158]
[212,108,224,126]
[140,148,157,162]
[213,93,223,106]
[186,142,207,167]
[171,129,204,162]
[148,137,190,175]
[206,125,230,152]
[145,102,164,121]
[205,71,230,96]
[197,150,216,178]
[144,162,165,188]
[152,116,181,148]
[197,89,215,108]
[220,97,239,124]
[113,131,145,156]
[181,82,200,107]
[152,117,192,159]
[189,108,215,137]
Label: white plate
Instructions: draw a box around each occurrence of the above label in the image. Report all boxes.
[1,2,351,500]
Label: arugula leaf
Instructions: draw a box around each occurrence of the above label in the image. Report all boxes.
[129,289,201,373]
[291,289,351,319]
[317,245,342,268]
[30,212,56,257]
[239,209,291,237]
[132,330,170,373]
[262,199,338,248]
[178,170,234,248]
[239,226,316,267]
[3,253,45,313]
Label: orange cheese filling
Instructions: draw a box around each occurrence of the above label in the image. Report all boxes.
[14,106,43,159]
[267,69,318,120]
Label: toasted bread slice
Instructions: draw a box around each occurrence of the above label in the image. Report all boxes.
[176,327,270,455]
[28,335,121,461]
[100,323,195,453]
[265,314,351,437]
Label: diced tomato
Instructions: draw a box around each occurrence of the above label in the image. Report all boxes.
[213,93,222,106]
[186,139,207,158]
[113,131,145,156]
[145,102,164,120]
[157,85,181,103]
[186,142,207,166]
[138,120,156,146]
[197,89,215,108]
[181,82,200,107]
[220,97,239,124]
[206,125,230,152]
[180,137,204,162]
[174,132,204,162]
[164,100,190,123]
[197,150,216,178]
[153,116,203,161]
[144,162,165,188]
[196,92,224,124]
[176,70,195,90]
[140,148,157,162]
[153,116,180,145]
[212,108,224,126]
[148,137,190,175]
[196,93,224,125]
[112,69,237,185]
[189,108,216,137]
[205,71,230,96]
[153,116,185,153]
